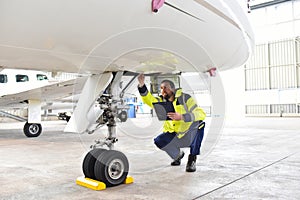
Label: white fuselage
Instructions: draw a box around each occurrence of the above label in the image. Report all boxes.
[0,0,254,74]
[0,69,50,96]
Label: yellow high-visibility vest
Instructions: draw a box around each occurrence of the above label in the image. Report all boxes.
[141,88,206,138]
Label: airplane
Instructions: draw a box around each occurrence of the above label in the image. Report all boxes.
[0,68,50,96]
[0,68,87,137]
[0,0,254,188]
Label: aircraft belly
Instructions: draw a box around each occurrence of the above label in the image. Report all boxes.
[0,0,254,74]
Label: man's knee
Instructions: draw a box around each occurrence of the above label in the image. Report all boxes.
[154,133,174,149]
[154,137,164,149]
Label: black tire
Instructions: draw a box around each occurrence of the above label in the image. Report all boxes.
[82,148,107,180]
[94,150,129,187]
[23,122,42,137]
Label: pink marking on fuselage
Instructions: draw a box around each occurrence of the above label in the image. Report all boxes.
[152,0,165,12]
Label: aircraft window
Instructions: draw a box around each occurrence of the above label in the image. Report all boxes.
[36,74,48,81]
[0,74,8,83]
[16,74,29,82]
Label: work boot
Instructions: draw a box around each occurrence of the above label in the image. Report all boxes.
[171,151,185,166]
[186,154,197,172]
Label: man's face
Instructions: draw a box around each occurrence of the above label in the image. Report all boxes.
[160,82,174,100]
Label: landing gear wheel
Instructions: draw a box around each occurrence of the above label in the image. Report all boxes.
[23,122,42,137]
[94,150,129,187]
[83,148,107,180]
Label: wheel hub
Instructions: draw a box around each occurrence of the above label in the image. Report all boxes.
[108,158,124,180]
[29,124,39,134]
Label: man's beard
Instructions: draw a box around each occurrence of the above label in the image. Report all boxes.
[162,92,174,101]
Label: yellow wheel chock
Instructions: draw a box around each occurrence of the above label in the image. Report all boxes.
[76,176,134,190]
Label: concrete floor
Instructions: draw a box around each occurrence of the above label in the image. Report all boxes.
[0,117,300,200]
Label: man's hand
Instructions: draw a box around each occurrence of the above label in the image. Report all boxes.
[138,73,145,87]
[167,112,183,121]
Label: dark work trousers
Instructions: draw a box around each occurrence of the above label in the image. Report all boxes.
[154,121,205,160]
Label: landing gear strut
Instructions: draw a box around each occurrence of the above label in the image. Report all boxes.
[81,72,134,187]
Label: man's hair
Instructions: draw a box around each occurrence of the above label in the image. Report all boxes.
[161,80,175,89]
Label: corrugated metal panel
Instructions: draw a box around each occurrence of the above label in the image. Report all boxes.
[245,68,269,90]
[245,37,298,90]
[246,44,268,69]
[296,37,300,63]
[270,104,296,113]
[245,43,269,90]
[269,39,295,67]
[244,37,300,117]
[246,104,298,115]
[270,65,297,89]
[269,39,297,89]
[296,37,300,87]
[245,105,268,114]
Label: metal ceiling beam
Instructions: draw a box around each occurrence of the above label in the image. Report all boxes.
[250,0,292,10]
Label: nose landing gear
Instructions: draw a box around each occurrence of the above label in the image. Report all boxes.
[78,72,136,189]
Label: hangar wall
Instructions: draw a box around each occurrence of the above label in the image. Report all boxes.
[245,37,300,116]
[244,0,300,117]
